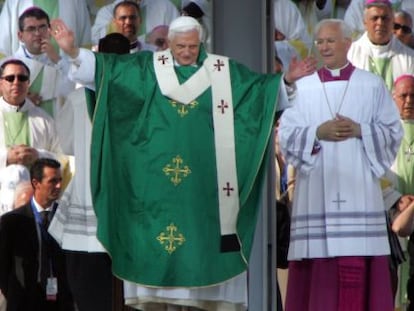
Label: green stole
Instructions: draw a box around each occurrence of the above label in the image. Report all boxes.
[33,0,59,52]
[369,56,393,91]
[88,49,280,287]
[3,112,30,147]
[396,121,414,194]
[30,69,54,117]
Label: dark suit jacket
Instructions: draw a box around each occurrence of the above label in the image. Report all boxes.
[0,203,74,311]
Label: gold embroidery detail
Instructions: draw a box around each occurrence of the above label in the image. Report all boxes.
[170,100,198,117]
[157,223,186,254]
[163,155,191,185]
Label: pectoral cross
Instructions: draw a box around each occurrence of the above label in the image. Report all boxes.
[405,146,414,162]
[332,192,346,210]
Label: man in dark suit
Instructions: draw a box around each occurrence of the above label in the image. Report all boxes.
[0,158,74,311]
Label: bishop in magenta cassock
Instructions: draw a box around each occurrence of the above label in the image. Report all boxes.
[279,19,403,311]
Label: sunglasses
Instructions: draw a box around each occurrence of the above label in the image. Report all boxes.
[1,74,29,83]
[394,23,412,34]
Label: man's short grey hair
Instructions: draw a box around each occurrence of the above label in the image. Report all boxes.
[363,3,393,21]
[167,16,203,41]
[394,10,413,25]
[314,19,353,40]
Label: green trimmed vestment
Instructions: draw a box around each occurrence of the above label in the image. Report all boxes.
[89,48,281,287]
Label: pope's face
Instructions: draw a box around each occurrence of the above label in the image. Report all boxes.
[393,77,414,120]
[169,30,200,66]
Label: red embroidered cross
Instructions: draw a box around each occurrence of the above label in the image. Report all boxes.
[223,182,234,196]
[214,59,225,71]
[158,55,169,65]
[217,99,228,114]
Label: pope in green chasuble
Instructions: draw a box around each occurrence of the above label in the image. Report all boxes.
[88,46,281,287]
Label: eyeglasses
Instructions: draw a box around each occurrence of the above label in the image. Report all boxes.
[23,24,49,34]
[394,23,412,34]
[1,75,29,83]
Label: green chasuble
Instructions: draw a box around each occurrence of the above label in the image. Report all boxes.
[89,47,281,287]
[396,121,414,194]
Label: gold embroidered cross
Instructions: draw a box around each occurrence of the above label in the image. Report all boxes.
[157,223,186,254]
[163,155,191,185]
[170,100,198,117]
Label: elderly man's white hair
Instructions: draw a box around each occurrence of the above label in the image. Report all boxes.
[168,16,203,41]
[314,19,353,40]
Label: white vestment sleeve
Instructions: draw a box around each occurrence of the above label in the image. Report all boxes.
[55,58,76,97]
[68,49,96,91]
[278,103,320,173]
[359,83,403,177]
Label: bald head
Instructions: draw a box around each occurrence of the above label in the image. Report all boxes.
[393,75,414,120]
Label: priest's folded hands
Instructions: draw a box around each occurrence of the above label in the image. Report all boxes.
[316,113,362,141]
[7,144,39,166]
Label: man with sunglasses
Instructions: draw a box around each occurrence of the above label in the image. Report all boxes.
[394,10,414,49]
[0,59,62,204]
[348,0,414,91]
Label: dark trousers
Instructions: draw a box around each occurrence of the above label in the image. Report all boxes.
[65,251,113,311]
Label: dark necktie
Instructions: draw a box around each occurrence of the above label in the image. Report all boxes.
[40,210,50,229]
